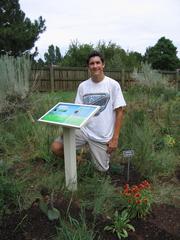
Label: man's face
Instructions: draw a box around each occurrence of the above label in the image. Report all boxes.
[88,56,105,80]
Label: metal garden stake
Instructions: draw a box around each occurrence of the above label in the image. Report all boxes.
[123,150,134,182]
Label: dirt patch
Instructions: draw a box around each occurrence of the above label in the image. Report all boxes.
[109,162,144,187]
[1,163,179,240]
[0,205,57,240]
[0,196,179,240]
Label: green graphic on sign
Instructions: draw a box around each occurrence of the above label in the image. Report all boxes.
[38,102,100,128]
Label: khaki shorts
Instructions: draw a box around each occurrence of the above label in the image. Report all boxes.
[55,129,110,172]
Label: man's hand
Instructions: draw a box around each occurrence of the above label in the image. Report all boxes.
[106,138,119,154]
[106,107,125,154]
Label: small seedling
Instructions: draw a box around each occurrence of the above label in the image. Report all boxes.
[39,187,60,221]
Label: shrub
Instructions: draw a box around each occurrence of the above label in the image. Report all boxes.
[0,54,31,113]
[133,62,168,88]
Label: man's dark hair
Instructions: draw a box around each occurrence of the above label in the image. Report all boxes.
[86,51,105,65]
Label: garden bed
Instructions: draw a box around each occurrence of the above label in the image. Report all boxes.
[1,194,179,240]
[1,162,179,240]
[0,87,179,240]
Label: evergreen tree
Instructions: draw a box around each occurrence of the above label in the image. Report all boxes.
[0,0,46,56]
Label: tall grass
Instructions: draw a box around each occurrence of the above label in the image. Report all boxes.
[77,174,121,218]
[0,91,76,158]
[119,84,179,179]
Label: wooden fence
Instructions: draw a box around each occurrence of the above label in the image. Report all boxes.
[30,65,180,92]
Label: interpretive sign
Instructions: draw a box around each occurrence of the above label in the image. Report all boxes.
[38,102,100,191]
[38,102,100,128]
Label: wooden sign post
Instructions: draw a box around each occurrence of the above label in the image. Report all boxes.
[63,127,77,190]
[38,102,100,191]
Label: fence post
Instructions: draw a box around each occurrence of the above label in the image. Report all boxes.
[121,69,125,88]
[176,69,180,90]
[50,64,54,92]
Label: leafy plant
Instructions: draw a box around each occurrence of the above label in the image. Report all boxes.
[39,187,60,221]
[164,134,176,148]
[104,209,135,239]
[122,181,153,218]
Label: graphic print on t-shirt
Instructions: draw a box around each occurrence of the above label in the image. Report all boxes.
[83,93,110,116]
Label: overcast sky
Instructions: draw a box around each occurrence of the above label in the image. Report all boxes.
[19,0,180,59]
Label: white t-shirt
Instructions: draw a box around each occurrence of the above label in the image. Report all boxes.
[75,76,126,142]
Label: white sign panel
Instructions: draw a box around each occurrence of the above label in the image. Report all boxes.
[123,150,134,158]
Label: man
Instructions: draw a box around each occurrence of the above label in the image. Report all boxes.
[51,51,126,172]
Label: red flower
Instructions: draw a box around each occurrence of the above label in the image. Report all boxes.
[136,200,142,204]
[134,193,141,198]
[138,183,145,190]
[123,192,131,196]
[142,180,150,188]
[131,186,139,193]
[124,184,129,190]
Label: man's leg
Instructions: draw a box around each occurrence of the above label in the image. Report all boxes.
[51,137,64,157]
[88,140,110,172]
[51,129,87,157]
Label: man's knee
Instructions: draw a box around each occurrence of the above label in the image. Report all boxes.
[51,141,64,156]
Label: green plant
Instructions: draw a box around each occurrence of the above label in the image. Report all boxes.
[104,209,135,239]
[39,187,60,221]
[78,175,117,217]
[133,62,168,88]
[0,160,23,216]
[56,213,95,240]
[164,134,176,148]
[0,54,31,113]
[122,180,153,219]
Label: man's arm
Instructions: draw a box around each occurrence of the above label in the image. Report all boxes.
[106,107,125,154]
[75,84,83,104]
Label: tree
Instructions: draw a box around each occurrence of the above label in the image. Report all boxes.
[96,41,142,70]
[44,45,62,65]
[0,0,46,56]
[125,51,143,71]
[144,37,179,70]
[96,41,126,68]
[60,40,142,69]
[62,40,94,67]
